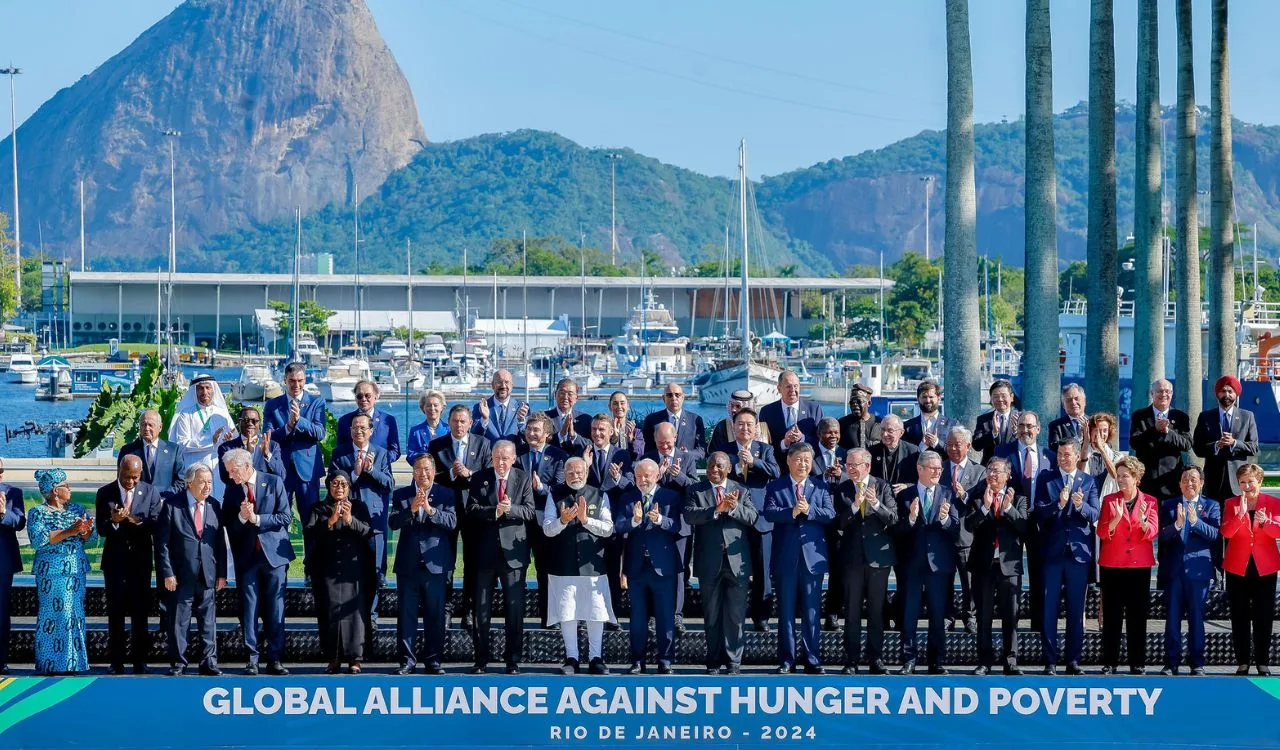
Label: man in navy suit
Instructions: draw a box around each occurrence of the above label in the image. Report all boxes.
[943,426,987,634]
[336,380,401,465]
[1157,466,1221,676]
[895,450,961,674]
[725,408,782,631]
[221,448,294,675]
[759,370,824,463]
[157,465,227,676]
[812,417,846,630]
[642,421,698,632]
[516,413,564,628]
[330,413,395,640]
[1034,437,1100,675]
[264,362,328,566]
[119,409,184,494]
[764,443,835,674]
[0,457,26,675]
[545,378,593,456]
[972,379,1019,466]
[616,459,683,674]
[1192,374,1260,503]
[217,406,285,486]
[902,379,954,456]
[96,455,164,674]
[1047,383,1089,451]
[430,405,492,629]
[389,454,457,674]
[641,383,707,464]
[586,414,634,623]
[472,369,530,442]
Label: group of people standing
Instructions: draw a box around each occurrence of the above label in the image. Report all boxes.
[0,363,1273,678]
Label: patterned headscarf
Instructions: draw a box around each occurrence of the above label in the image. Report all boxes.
[36,468,67,496]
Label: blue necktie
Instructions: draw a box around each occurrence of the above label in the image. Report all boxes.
[1222,412,1231,434]
[1181,500,1192,543]
[923,488,933,518]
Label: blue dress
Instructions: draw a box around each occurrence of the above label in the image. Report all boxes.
[28,502,96,674]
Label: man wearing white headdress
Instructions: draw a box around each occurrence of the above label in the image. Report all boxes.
[170,374,235,499]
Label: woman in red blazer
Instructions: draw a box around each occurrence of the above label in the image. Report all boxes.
[1220,463,1280,675]
[1097,456,1158,674]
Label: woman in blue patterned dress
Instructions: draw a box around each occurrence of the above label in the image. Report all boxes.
[27,468,96,675]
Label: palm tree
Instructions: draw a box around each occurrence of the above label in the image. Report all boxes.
[1174,0,1202,420]
[1132,0,1163,393]
[943,0,980,425]
[1086,0,1119,416]
[1207,0,1234,382]
[1023,0,1059,431]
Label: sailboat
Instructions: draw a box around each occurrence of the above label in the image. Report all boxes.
[695,140,783,407]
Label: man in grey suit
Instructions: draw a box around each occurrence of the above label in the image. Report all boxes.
[684,452,758,675]
[119,409,185,494]
[157,465,227,676]
[833,448,896,674]
[943,426,987,634]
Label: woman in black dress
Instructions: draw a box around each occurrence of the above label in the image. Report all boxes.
[307,470,374,673]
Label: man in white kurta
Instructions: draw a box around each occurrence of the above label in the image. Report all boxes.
[541,457,615,675]
[169,374,235,500]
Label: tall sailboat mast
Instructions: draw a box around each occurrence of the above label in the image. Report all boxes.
[292,208,301,358]
[522,231,530,402]
[738,140,751,362]
[406,238,413,361]
[353,182,362,355]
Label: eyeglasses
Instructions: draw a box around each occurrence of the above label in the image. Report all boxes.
[351,426,371,433]
[241,417,260,424]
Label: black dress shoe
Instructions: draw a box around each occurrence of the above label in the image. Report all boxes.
[505,665,521,675]
[589,658,610,676]
[1159,666,1176,676]
[1066,663,1085,676]
[0,666,9,676]
[776,664,793,675]
[964,617,978,635]
[823,615,840,631]
[1190,667,1206,676]
[973,665,989,676]
[1042,665,1058,676]
[928,665,949,676]
[726,665,742,675]
[842,665,859,675]
[705,667,721,676]
[199,665,223,677]
[168,666,186,677]
[754,620,774,633]
[426,664,445,675]
[267,662,290,676]
[869,661,887,675]
[804,665,826,675]
[1099,666,1114,676]
[1258,665,1272,676]
[244,663,259,676]
[561,659,580,676]
[396,665,415,675]
[109,664,126,676]
[471,665,487,675]
[899,661,917,675]
[133,665,150,676]
[605,621,622,632]
[1128,666,1145,676]
[461,614,475,631]
[626,663,644,675]
[946,617,956,631]
[1003,665,1024,676]
[1236,665,1251,676]
[657,664,673,675]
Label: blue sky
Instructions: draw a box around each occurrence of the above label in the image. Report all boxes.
[1,0,1276,178]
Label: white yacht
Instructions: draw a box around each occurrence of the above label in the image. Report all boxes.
[316,359,372,403]
[369,361,403,396]
[418,335,449,364]
[295,332,325,364]
[7,353,37,385]
[378,337,409,360]
[231,364,282,402]
[613,291,691,378]
[563,362,603,393]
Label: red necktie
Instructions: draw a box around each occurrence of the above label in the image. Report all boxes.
[1023,448,1033,479]
[498,477,506,502]
[715,486,724,502]
[194,500,204,538]
[249,484,262,552]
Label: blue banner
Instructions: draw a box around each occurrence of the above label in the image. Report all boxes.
[3,675,1280,749]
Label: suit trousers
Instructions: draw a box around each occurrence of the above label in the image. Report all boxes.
[842,564,889,666]
[169,583,218,668]
[398,570,448,668]
[628,566,676,665]
[1226,560,1277,668]
[951,545,974,622]
[902,568,951,666]
[748,530,774,623]
[1041,559,1090,665]
[105,566,153,669]
[973,561,1020,667]
[1099,565,1151,669]
[1025,535,1045,631]
[824,528,844,619]
[0,572,12,668]
[675,536,691,621]
[453,526,477,622]
[239,560,287,664]
[777,565,823,668]
[473,565,527,667]
[703,563,749,669]
[1164,573,1210,668]
[604,536,625,620]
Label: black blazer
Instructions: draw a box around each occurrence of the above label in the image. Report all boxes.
[119,438,184,495]
[683,479,757,581]
[972,409,1019,465]
[515,443,567,512]
[837,414,882,452]
[870,441,920,488]
[1191,407,1259,500]
[943,460,988,548]
[429,432,492,510]
[465,467,537,570]
[964,486,1030,576]
[1047,414,1087,451]
[1128,405,1193,499]
[388,483,458,577]
[833,476,897,568]
[95,480,164,577]
[155,493,227,590]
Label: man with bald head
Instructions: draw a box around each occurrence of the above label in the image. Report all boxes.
[97,454,165,674]
[642,382,707,463]
[642,420,699,633]
[473,369,530,442]
[1129,379,1192,499]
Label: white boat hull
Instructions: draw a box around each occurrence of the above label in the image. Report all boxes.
[319,379,359,403]
[696,362,783,407]
[9,369,36,385]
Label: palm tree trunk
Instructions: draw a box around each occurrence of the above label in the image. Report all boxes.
[1175,0,1203,420]
[1132,0,1163,394]
[1208,0,1234,382]
[1086,0,1119,416]
[943,0,981,425]
[1023,0,1059,431]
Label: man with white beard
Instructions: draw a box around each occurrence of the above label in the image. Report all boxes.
[542,457,616,675]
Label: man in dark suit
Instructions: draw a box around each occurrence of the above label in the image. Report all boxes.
[1047,383,1089,451]
[336,379,401,464]
[389,454,457,674]
[709,390,773,455]
[587,414,634,623]
[472,369,530,442]
[943,426,987,634]
[1192,375,1260,502]
[156,465,227,676]
[764,443,835,674]
[330,413,396,639]
[683,452,758,674]
[1129,378,1193,499]
[965,457,1029,675]
[838,384,881,451]
[895,450,961,674]
[217,406,285,486]
[430,404,493,629]
[870,415,919,491]
[902,379,955,456]
[466,440,536,673]
[833,448,896,674]
[615,459,683,674]
[723,408,782,631]
[642,382,707,463]
[96,455,164,674]
[515,413,564,627]
[119,408,184,494]
[0,458,24,675]
[994,410,1055,631]
[1034,437,1100,675]
[221,448,294,675]
[972,379,1019,466]
[1157,465,1220,676]
[812,417,846,630]
[643,421,699,633]
[759,370,824,463]
[545,378,593,456]
[264,362,328,566]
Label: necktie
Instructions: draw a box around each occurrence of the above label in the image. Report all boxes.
[995,413,1003,437]
[498,477,506,502]
[456,440,464,460]
[1222,412,1231,434]
[146,444,156,478]
[596,449,606,476]
[122,489,132,515]
[715,485,724,503]
[827,450,836,469]
[1023,447,1033,480]
[795,482,805,509]
[533,450,542,473]
[497,402,505,426]
[248,484,263,551]
[1072,418,1080,436]
[923,488,933,518]
[993,493,1002,552]
[859,481,868,516]
[1182,499,1192,542]
[788,406,797,429]
[953,464,961,489]
[194,500,204,538]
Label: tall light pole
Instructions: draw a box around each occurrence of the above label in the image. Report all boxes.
[920,175,934,261]
[162,129,180,355]
[1,66,21,303]
[607,152,621,266]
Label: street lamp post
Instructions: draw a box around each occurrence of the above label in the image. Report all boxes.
[162,129,180,361]
[920,175,934,261]
[607,153,621,266]
[1,66,21,304]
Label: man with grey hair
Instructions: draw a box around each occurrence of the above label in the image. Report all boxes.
[119,408,184,494]
[1129,378,1192,498]
[895,449,960,674]
[944,425,986,634]
[616,458,682,675]
[834,447,895,674]
[870,414,919,492]
[965,456,1029,675]
[157,464,227,676]
[1048,383,1089,452]
[337,379,401,464]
